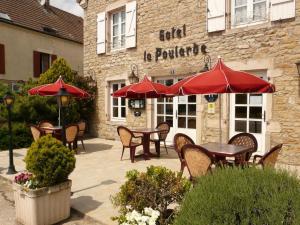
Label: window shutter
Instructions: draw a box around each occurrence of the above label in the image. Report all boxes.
[125,1,137,48]
[207,0,226,32]
[271,0,295,21]
[51,54,57,64]
[0,44,5,74]
[97,12,106,54]
[33,51,41,77]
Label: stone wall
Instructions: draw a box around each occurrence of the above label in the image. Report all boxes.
[82,0,300,165]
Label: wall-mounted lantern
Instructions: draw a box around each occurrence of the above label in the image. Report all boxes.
[295,61,300,75]
[128,64,139,84]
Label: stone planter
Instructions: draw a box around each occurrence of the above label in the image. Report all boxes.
[13,180,72,225]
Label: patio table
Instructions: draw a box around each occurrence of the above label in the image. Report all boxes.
[199,142,254,164]
[39,126,63,140]
[130,128,166,160]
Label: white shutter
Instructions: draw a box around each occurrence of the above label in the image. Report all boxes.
[271,0,295,21]
[207,0,226,32]
[97,12,106,54]
[125,1,137,48]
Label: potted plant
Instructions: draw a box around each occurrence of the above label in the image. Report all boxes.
[13,135,76,225]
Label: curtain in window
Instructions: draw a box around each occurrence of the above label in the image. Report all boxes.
[253,0,266,21]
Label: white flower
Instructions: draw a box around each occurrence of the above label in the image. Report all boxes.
[121,223,131,225]
[150,210,160,220]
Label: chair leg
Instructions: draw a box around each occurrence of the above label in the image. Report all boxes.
[130,146,136,163]
[180,162,185,173]
[121,147,125,160]
[164,141,168,154]
[81,139,86,151]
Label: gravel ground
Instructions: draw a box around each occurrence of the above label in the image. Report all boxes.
[0,178,103,225]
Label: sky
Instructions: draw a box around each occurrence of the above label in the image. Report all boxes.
[50,0,84,17]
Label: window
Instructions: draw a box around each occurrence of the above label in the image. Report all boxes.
[232,0,267,26]
[0,43,5,74]
[33,51,57,77]
[111,10,126,50]
[40,53,50,74]
[110,81,126,120]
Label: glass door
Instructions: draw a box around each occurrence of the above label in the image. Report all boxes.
[155,78,197,143]
[229,72,268,155]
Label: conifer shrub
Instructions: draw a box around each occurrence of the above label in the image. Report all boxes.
[174,167,300,225]
[24,135,76,187]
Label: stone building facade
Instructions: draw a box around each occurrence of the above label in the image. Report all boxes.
[79,0,300,165]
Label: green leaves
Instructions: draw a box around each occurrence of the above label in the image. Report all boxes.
[24,135,76,187]
[174,167,300,225]
[112,166,191,225]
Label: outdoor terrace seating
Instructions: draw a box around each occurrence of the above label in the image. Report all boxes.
[253,144,283,168]
[173,133,195,172]
[117,126,143,163]
[182,144,213,181]
[77,120,86,151]
[65,124,79,150]
[228,132,258,165]
[38,120,54,134]
[150,122,170,154]
[30,125,44,141]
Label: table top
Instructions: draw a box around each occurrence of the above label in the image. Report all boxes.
[39,126,62,131]
[131,128,164,134]
[200,142,253,157]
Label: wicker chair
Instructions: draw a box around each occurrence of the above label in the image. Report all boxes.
[117,126,142,163]
[253,144,283,168]
[173,133,195,172]
[182,144,213,181]
[30,125,44,141]
[150,122,170,154]
[228,133,258,165]
[38,120,54,135]
[77,120,86,151]
[65,124,79,150]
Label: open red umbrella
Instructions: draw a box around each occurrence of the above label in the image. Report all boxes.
[112,75,168,99]
[167,57,275,142]
[28,76,91,98]
[28,76,91,126]
[167,58,275,95]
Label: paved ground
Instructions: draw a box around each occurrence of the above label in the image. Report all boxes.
[0,138,186,225]
[0,178,103,225]
[0,138,299,225]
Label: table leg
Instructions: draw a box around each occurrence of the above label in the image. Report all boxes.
[143,133,151,160]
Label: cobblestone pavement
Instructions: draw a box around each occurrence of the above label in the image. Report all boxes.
[0,178,103,225]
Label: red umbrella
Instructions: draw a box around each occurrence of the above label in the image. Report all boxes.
[28,76,91,98]
[167,57,275,142]
[112,75,168,99]
[167,58,275,95]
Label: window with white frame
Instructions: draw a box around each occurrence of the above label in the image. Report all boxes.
[110,81,126,120]
[232,0,267,26]
[111,10,126,50]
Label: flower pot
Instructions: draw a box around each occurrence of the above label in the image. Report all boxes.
[13,180,72,225]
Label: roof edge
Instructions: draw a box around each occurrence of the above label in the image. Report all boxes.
[0,20,83,44]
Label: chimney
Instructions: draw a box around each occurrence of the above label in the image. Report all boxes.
[40,0,50,7]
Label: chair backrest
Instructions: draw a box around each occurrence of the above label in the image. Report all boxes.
[65,124,78,143]
[38,120,54,128]
[30,125,42,141]
[156,122,170,140]
[117,126,133,147]
[182,144,213,180]
[38,121,54,134]
[228,133,258,161]
[77,120,86,137]
[173,133,195,161]
[260,144,283,168]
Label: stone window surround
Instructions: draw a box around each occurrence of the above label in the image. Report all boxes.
[104,0,131,53]
[105,74,128,123]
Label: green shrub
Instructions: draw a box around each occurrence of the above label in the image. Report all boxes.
[111,166,191,225]
[24,135,76,187]
[0,122,32,150]
[174,167,300,225]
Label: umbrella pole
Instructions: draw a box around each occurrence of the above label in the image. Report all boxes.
[58,106,61,127]
[219,94,222,143]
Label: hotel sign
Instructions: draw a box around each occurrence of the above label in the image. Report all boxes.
[143,24,203,62]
